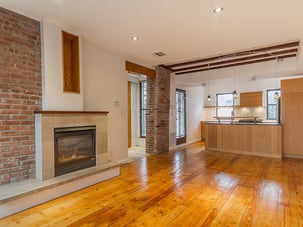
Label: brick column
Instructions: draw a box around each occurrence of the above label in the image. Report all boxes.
[146,66,170,154]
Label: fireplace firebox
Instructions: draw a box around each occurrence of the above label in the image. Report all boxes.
[54,125,96,176]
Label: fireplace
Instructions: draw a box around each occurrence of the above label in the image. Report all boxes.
[54,125,96,176]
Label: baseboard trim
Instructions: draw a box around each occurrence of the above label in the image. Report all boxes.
[169,139,202,151]
[283,153,303,159]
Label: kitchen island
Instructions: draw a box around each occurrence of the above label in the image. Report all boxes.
[205,122,281,158]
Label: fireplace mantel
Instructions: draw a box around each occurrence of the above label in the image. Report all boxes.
[34,110,109,114]
[35,111,109,180]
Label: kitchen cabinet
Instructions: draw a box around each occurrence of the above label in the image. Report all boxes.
[205,123,281,158]
[240,91,262,107]
[281,78,303,156]
[201,121,206,141]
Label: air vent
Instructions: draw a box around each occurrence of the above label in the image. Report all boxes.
[152,52,166,57]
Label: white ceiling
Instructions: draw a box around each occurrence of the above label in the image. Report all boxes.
[1,0,303,81]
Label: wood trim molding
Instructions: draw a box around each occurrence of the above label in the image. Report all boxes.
[125,61,156,78]
[128,82,132,148]
[34,111,109,114]
[62,31,80,93]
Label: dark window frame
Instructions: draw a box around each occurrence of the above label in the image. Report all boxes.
[266,89,281,120]
[176,88,186,140]
[139,80,147,138]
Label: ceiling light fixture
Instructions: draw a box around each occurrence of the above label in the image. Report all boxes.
[274,57,280,100]
[233,90,237,99]
[213,7,223,13]
[207,64,211,102]
[274,91,279,100]
[207,95,211,102]
[131,36,139,41]
[232,67,237,99]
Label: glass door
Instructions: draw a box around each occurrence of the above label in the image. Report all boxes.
[176,89,186,145]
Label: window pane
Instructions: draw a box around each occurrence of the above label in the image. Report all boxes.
[176,89,186,138]
[267,89,280,119]
[267,104,276,119]
[217,93,233,106]
[140,81,147,137]
[140,109,146,137]
[268,90,281,105]
[141,81,147,108]
[216,93,234,118]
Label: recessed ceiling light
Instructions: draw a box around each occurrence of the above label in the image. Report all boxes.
[213,7,223,13]
[131,36,139,41]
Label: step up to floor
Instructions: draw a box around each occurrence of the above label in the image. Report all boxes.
[0,163,120,218]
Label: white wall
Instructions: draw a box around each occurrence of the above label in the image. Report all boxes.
[170,74,204,148]
[175,58,298,87]
[204,77,279,107]
[202,76,279,121]
[82,41,128,162]
[41,20,128,162]
[41,20,83,110]
[202,75,303,121]
[185,86,204,143]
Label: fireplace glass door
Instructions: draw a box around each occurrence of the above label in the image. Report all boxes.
[54,125,96,176]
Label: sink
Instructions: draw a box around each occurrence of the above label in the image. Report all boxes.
[238,119,263,123]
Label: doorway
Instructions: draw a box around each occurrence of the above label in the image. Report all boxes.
[176,89,186,145]
[128,74,146,158]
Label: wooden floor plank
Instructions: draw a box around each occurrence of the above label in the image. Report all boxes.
[1,142,303,226]
[211,185,254,226]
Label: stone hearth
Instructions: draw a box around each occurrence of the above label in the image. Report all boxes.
[0,111,120,218]
[0,162,120,218]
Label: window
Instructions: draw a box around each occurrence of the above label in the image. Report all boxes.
[139,81,147,137]
[176,89,186,139]
[216,93,234,117]
[267,89,281,119]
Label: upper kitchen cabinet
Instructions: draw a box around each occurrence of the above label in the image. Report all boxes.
[281,78,303,93]
[240,91,262,107]
[281,78,303,156]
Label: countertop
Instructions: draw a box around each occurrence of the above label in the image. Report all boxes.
[205,121,281,126]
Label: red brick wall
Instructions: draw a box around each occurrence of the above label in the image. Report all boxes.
[0,7,42,184]
[146,66,170,154]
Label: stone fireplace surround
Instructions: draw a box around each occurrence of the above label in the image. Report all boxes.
[0,111,120,218]
[35,111,110,180]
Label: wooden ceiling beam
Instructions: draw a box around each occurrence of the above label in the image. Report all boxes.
[166,41,299,69]
[125,61,156,78]
[172,48,298,72]
[175,54,297,75]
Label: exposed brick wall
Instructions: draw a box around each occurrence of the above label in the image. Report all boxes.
[146,66,170,154]
[0,7,42,184]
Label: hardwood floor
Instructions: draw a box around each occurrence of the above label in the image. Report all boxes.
[1,142,303,226]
